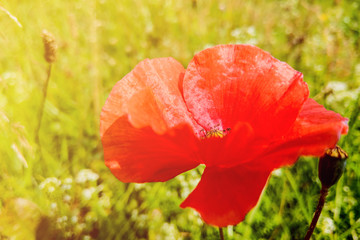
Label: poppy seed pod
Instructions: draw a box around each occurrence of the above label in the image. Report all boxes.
[318,146,348,189]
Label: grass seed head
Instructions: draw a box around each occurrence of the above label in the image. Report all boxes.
[41,29,57,63]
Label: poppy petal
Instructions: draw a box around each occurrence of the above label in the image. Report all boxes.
[101,57,200,137]
[180,165,271,227]
[250,98,348,170]
[102,117,199,182]
[101,58,201,182]
[182,44,309,138]
[281,98,348,156]
[292,98,348,147]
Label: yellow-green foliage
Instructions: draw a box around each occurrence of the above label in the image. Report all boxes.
[0,0,359,239]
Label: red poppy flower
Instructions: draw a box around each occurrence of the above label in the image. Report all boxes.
[100,44,348,227]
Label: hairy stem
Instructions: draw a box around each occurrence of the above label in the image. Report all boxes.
[304,186,329,240]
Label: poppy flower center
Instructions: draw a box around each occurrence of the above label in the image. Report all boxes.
[200,126,231,139]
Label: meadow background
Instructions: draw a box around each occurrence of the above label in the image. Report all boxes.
[1,0,360,239]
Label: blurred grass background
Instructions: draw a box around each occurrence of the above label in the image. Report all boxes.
[0,0,359,239]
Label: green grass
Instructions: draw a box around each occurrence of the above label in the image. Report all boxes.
[0,0,359,239]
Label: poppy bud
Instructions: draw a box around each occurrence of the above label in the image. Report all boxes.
[41,29,57,63]
[318,146,348,189]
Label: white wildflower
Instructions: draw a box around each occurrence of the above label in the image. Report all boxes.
[50,202,57,210]
[64,177,73,184]
[231,28,242,38]
[76,169,99,183]
[39,177,61,189]
[71,215,78,224]
[81,187,97,201]
[61,183,72,190]
[63,194,71,202]
[322,217,335,234]
[272,168,283,177]
[326,81,348,92]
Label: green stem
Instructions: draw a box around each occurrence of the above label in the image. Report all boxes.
[304,186,328,240]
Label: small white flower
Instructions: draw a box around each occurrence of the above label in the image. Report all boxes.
[161,222,178,239]
[64,177,73,184]
[181,187,190,199]
[61,184,72,190]
[39,177,61,190]
[322,217,335,234]
[63,194,71,202]
[326,81,348,92]
[134,183,143,190]
[272,168,283,177]
[247,26,256,36]
[71,215,78,223]
[76,169,99,183]
[50,202,57,210]
[231,28,242,38]
[82,187,97,201]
